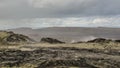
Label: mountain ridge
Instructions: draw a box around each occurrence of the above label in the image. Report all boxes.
[7,27,120,43]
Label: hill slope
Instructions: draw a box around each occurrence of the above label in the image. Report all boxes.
[0,31,34,45]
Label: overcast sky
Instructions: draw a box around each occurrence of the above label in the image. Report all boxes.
[0,0,120,29]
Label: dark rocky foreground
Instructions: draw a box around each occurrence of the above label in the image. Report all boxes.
[0,47,120,68]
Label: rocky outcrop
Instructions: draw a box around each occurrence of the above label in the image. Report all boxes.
[87,38,112,43]
[40,37,65,44]
[0,31,34,44]
[115,40,120,43]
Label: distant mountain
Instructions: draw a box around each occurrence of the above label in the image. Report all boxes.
[0,31,34,45]
[7,27,120,43]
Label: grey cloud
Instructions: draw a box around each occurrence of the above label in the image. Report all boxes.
[0,0,120,19]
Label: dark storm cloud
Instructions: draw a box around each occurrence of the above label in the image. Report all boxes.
[0,0,120,19]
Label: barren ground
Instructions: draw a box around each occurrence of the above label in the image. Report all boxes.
[0,43,120,68]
